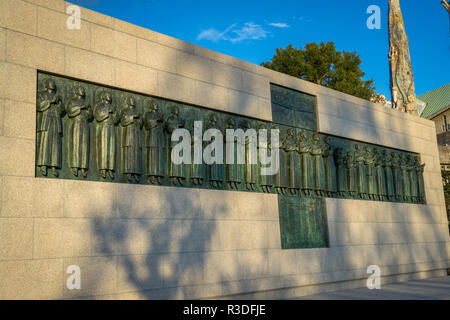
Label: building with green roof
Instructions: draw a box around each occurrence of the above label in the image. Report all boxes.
[419,83,450,119]
[419,83,450,171]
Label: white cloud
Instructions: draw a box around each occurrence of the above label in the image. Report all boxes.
[196,23,237,42]
[269,22,290,28]
[227,22,268,43]
[197,22,271,44]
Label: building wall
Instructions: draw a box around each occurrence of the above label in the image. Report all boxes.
[438,145,450,170]
[0,0,448,299]
[431,109,450,135]
[426,110,450,170]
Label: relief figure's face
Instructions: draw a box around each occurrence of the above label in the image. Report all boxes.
[149,102,158,112]
[77,87,85,98]
[47,80,56,92]
[128,97,136,108]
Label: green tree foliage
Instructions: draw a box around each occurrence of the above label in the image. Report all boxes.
[442,170,450,205]
[261,42,376,100]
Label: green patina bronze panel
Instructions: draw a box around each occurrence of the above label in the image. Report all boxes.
[271,84,317,131]
[34,72,426,203]
[278,196,328,249]
[294,110,316,131]
[35,72,427,249]
[271,103,295,128]
[270,84,316,113]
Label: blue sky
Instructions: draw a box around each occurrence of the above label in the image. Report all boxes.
[71,0,449,98]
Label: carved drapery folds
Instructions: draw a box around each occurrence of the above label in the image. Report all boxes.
[95,91,119,179]
[166,104,186,186]
[35,73,425,204]
[257,122,272,193]
[144,98,166,185]
[282,128,299,195]
[206,113,224,189]
[225,117,241,190]
[334,148,347,197]
[67,86,93,177]
[120,96,142,182]
[273,125,287,194]
[298,130,313,196]
[323,137,337,197]
[36,79,63,177]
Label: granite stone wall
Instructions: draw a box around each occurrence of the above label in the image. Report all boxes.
[0,0,448,299]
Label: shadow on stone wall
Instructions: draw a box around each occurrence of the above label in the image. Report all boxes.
[88,187,229,299]
[78,72,449,300]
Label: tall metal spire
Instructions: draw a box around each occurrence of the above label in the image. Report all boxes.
[442,0,450,13]
[388,0,418,115]
[442,1,450,44]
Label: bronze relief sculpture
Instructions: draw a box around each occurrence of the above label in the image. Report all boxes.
[323,137,337,197]
[206,113,223,189]
[354,144,367,199]
[35,73,426,205]
[189,116,205,186]
[364,147,377,200]
[119,96,142,182]
[273,125,287,194]
[166,104,186,186]
[257,123,273,193]
[36,79,64,177]
[392,152,403,200]
[298,130,313,196]
[383,150,395,200]
[94,91,118,179]
[311,134,325,197]
[415,156,425,202]
[225,117,241,190]
[282,128,299,195]
[344,150,357,197]
[334,148,347,197]
[242,120,257,191]
[408,155,418,203]
[66,86,93,177]
[144,99,166,185]
[374,149,387,201]
[400,153,411,201]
